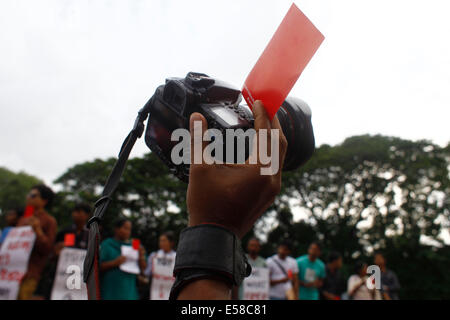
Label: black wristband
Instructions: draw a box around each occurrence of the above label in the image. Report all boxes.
[169,224,251,300]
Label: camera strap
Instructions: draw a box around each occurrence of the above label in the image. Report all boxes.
[83,98,153,300]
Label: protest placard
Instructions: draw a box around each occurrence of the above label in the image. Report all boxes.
[150,251,175,300]
[50,247,87,300]
[0,226,36,300]
[120,245,140,275]
[242,267,270,300]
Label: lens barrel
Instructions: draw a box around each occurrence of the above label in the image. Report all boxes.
[275,97,315,171]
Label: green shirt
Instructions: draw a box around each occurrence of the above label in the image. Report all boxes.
[99,237,139,300]
[238,254,267,300]
[297,254,325,300]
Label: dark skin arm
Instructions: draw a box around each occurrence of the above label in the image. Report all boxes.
[29,215,57,256]
[100,256,126,272]
[270,277,290,286]
[178,279,232,300]
[138,245,147,273]
[349,277,366,297]
[177,101,287,300]
[100,245,146,273]
[54,241,65,256]
[292,273,300,299]
[299,279,315,288]
[314,278,324,289]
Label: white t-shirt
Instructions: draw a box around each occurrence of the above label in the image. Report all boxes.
[144,249,176,278]
[347,275,382,300]
[266,254,299,299]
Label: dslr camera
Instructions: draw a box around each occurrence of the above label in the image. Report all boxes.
[145,72,315,182]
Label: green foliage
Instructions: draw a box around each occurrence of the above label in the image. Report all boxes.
[267,135,450,299]
[54,153,188,253]
[0,167,42,225]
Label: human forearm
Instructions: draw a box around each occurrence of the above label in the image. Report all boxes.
[139,257,147,272]
[34,227,55,255]
[270,278,288,286]
[100,258,121,272]
[299,280,313,288]
[100,261,116,272]
[349,280,365,297]
[293,275,299,296]
[316,279,324,289]
[174,104,287,300]
[178,279,231,300]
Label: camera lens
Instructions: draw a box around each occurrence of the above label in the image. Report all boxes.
[275,97,315,171]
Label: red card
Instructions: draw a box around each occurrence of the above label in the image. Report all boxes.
[24,205,35,218]
[132,239,140,250]
[242,3,324,119]
[287,269,293,279]
[64,233,75,247]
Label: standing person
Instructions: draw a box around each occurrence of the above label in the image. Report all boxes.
[266,241,299,300]
[16,184,58,300]
[296,242,326,300]
[374,252,401,300]
[0,208,23,248]
[237,237,267,299]
[54,203,91,253]
[347,261,382,300]
[321,251,345,300]
[34,203,93,300]
[145,231,176,300]
[99,219,146,300]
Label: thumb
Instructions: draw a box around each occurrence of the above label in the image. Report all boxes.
[189,112,208,166]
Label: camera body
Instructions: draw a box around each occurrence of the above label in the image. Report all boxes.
[145,72,315,182]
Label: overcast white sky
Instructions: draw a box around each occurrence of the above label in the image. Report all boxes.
[0,0,449,185]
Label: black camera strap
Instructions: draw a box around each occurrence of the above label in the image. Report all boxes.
[83,98,152,300]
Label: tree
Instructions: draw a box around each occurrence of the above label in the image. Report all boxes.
[54,153,188,253]
[0,167,42,223]
[265,135,450,299]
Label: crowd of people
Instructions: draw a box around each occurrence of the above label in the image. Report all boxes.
[0,183,400,300]
[0,184,177,300]
[242,238,401,300]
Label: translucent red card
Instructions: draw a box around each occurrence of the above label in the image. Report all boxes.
[24,205,35,218]
[64,233,75,247]
[132,239,140,250]
[242,3,324,119]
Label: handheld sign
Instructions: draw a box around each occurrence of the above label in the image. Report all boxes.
[150,251,176,300]
[23,206,35,218]
[64,233,75,247]
[50,247,88,300]
[0,226,36,300]
[242,3,324,119]
[304,268,316,282]
[242,267,270,300]
[119,245,140,275]
[132,239,140,250]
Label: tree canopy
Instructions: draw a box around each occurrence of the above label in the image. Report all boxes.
[54,152,188,252]
[264,135,450,299]
[0,167,42,217]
